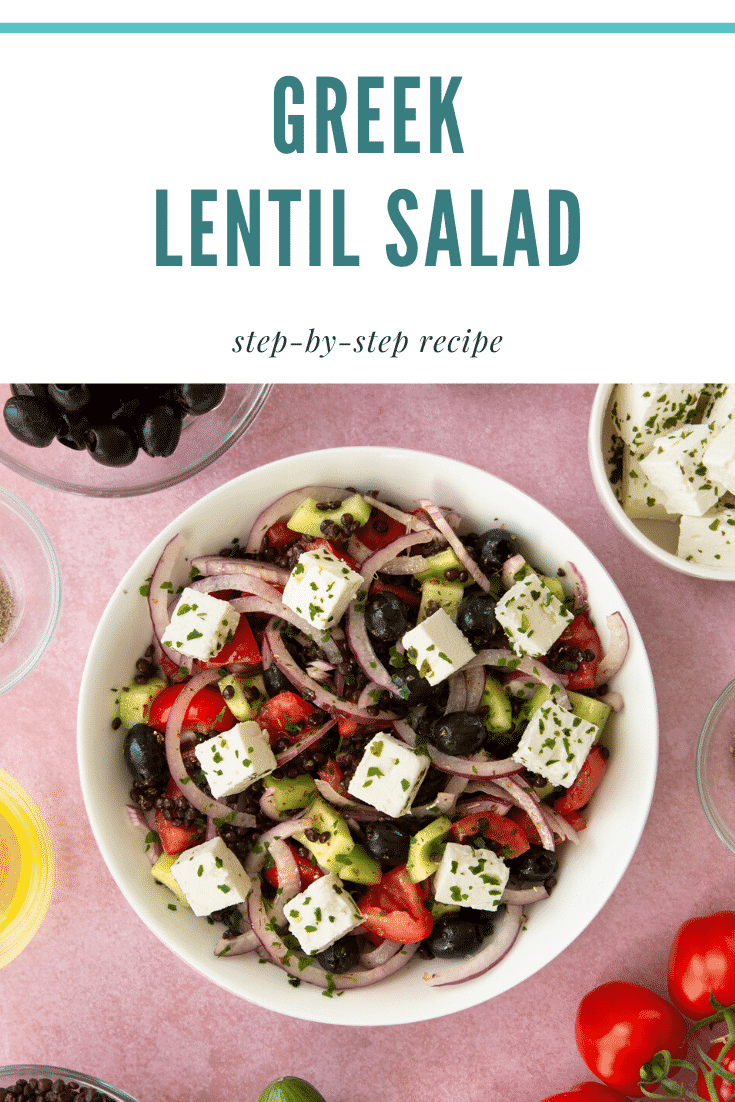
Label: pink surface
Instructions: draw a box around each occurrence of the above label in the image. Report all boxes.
[1,383,732,1102]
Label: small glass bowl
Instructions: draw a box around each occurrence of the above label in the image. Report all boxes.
[0,383,272,497]
[0,488,61,695]
[0,772,55,968]
[696,679,735,854]
[0,1066,138,1102]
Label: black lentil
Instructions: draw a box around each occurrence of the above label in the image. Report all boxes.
[2,1076,113,1102]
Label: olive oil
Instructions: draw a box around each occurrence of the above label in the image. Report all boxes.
[0,770,54,967]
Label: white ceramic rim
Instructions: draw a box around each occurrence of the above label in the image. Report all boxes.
[0,384,272,498]
[0,487,62,694]
[695,678,735,854]
[78,446,658,1026]
[588,383,735,582]
[0,1065,139,1102]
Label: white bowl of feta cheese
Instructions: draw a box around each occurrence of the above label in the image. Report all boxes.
[588,384,735,581]
[78,446,658,1025]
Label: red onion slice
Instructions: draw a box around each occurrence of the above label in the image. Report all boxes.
[163,668,256,830]
[594,612,629,687]
[361,494,433,532]
[378,555,436,576]
[275,716,337,766]
[501,885,548,905]
[597,689,624,713]
[453,795,512,818]
[359,529,436,584]
[464,651,570,711]
[423,904,526,987]
[244,813,315,878]
[245,485,350,554]
[148,532,189,666]
[232,596,342,667]
[418,499,491,593]
[564,560,588,611]
[491,776,555,851]
[541,805,581,845]
[126,805,162,864]
[444,670,468,714]
[268,838,303,926]
[190,557,291,587]
[427,747,522,780]
[190,573,285,605]
[359,938,403,969]
[215,928,259,958]
[501,554,528,589]
[266,619,398,723]
[464,666,486,713]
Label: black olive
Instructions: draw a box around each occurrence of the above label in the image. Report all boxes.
[363,820,411,865]
[456,593,499,638]
[477,529,522,574]
[57,411,90,450]
[424,915,484,959]
[429,712,486,756]
[47,384,91,412]
[3,395,61,448]
[364,592,409,643]
[11,383,49,401]
[313,935,360,974]
[124,723,168,786]
[178,384,226,415]
[137,402,184,458]
[262,664,294,697]
[506,845,559,884]
[86,423,139,467]
[391,664,437,706]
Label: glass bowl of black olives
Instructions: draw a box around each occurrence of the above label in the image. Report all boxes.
[0,1066,139,1102]
[0,383,271,497]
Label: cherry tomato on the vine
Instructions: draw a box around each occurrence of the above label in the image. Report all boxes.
[539,1084,631,1102]
[575,980,688,1095]
[668,911,735,1021]
[696,1039,735,1101]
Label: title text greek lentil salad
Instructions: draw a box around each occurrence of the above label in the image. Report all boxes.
[119,484,629,991]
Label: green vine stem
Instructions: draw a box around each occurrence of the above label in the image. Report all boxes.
[637,997,735,1102]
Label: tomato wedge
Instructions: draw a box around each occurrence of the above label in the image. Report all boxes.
[450,810,530,859]
[370,577,421,609]
[317,759,345,793]
[197,614,261,669]
[257,690,320,744]
[356,864,433,944]
[300,537,360,571]
[354,507,407,552]
[553,747,607,814]
[148,683,236,735]
[154,779,205,855]
[553,614,602,690]
[264,521,299,554]
[263,841,322,890]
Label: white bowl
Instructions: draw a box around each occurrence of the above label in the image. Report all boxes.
[588,383,735,581]
[78,447,658,1026]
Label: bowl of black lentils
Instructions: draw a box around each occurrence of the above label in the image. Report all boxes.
[0,1066,139,1102]
[0,383,272,498]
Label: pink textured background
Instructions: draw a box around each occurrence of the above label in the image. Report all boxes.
[1,383,733,1102]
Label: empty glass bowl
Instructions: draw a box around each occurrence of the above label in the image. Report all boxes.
[0,488,61,695]
[0,383,272,497]
[696,679,735,854]
[0,1066,138,1102]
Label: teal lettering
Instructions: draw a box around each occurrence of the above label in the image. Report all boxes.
[386,189,418,267]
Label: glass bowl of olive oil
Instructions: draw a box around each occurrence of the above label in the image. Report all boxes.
[0,770,55,968]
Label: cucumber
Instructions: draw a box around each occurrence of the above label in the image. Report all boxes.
[526,684,610,739]
[479,673,513,734]
[415,548,470,584]
[417,578,465,623]
[266,774,317,813]
[287,493,372,537]
[257,1078,327,1102]
[151,853,190,908]
[540,574,565,602]
[117,676,166,729]
[217,672,266,722]
[293,796,381,885]
[406,816,452,883]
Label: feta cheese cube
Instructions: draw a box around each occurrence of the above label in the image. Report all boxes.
[512,699,599,788]
[401,607,475,686]
[161,587,239,662]
[495,571,573,657]
[170,836,251,917]
[286,872,364,955]
[610,384,701,447]
[702,383,735,433]
[281,548,364,629]
[434,841,509,912]
[347,732,430,817]
[194,721,277,799]
[703,420,735,496]
[640,426,722,517]
[678,503,735,569]
[619,443,677,521]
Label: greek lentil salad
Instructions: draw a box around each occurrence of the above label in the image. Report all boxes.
[120,485,630,991]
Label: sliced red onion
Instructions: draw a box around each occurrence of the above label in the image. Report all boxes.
[313,779,365,810]
[361,494,433,532]
[232,596,342,667]
[215,928,259,958]
[501,554,528,589]
[148,532,189,666]
[597,689,624,713]
[418,499,491,593]
[423,904,526,987]
[190,572,285,605]
[426,744,521,780]
[464,651,570,711]
[358,529,436,584]
[378,555,435,576]
[501,885,548,905]
[491,776,555,851]
[346,536,373,563]
[126,805,162,864]
[357,680,390,710]
[392,718,417,748]
[269,838,303,926]
[244,813,315,878]
[345,605,400,697]
[541,805,581,845]
[275,716,337,766]
[444,670,467,714]
[259,787,291,821]
[245,485,349,554]
[595,612,630,687]
[564,560,588,611]
[464,665,486,712]
[190,556,291,587]
[410,791,458,816]
[504,674,540,700]
[360,938,402,969]
[266,620,398,723]
[163,668,256,830]
[453,795,512,818]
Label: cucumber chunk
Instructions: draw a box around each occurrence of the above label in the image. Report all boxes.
[287,493,372,538]
[406,816,452,882]
[117,676,167,729]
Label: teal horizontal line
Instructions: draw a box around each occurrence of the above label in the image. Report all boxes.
[1,22,735,33]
